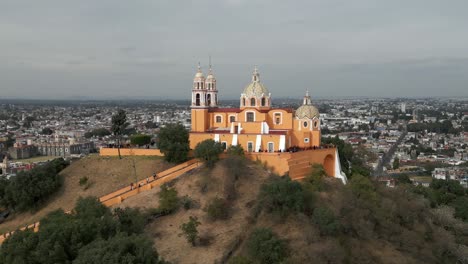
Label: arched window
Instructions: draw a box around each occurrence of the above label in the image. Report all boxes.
[261,97,266,106]
[250,98,256,106]
[207,94,211,106]
[195,93,200,106]
[216,116,222,123]
[242,98,246,106]
[229,116,235,123]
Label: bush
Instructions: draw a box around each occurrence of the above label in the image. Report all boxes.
[180,216,201,246]
[229,256,254,264]
[194,139,224,167]
[312,206,340,236]
[246,228,288,264]
[205,197,230,221]
[79,176,88,186]
[258,175,313,216]
[349,174,379,204]
[453,197,468,222]
[158,185,179,214]
[180,195,194,210]
[304,163,326,191]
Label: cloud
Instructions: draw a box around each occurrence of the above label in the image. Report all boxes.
[0,0,467,99]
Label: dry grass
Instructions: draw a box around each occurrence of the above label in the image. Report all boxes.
[114,161,269,264]
[0,155,171,233]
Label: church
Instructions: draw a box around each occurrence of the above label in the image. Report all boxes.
[189,64,347,183]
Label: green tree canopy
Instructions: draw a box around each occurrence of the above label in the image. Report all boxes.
[0,158,68,211]
[0,197,165,263]
[246,228,288,264]
[130,134,152,146]
[158,123,189,163]
[111,109,128,159]
[194,139,224,167]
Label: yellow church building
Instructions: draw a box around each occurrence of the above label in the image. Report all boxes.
[189,65,347,183]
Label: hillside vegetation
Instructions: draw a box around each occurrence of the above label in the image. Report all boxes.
[1,148,467,263]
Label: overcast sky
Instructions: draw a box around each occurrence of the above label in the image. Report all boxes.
[1,0,468,100]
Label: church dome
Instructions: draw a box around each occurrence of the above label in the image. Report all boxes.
[295,90,319,119]
[194,63,205,79]
[295,104,319,119]
[242,82,269,97]
[242,67,269,97]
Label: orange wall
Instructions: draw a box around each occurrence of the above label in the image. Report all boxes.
[99,148,163,156]
[245,152,292,176]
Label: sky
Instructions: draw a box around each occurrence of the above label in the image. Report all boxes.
[1,0,468,100]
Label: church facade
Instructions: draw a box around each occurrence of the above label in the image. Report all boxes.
[188,65,347,183]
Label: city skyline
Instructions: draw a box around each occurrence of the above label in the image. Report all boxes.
[1,0,468,99]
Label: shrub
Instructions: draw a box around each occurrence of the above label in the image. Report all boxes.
[229,256,254,264]
[180,195,194,210]
[258,175,313,216]
[158,185,179,214]
[79,176,88,186]
[180,216,201,246]
[349,174,379,204]
[453,197,468,222]
[304,163,326,191]
[246,228,288,264]
[205,197,230,221]
[312,206,341,236]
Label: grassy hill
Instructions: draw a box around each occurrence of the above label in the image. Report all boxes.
[1,155,467,263]
[119,158,467,264]
[0,155,171,233]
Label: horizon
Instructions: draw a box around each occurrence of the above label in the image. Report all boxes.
[2,1,468,99]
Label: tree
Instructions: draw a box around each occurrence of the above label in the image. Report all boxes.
[111,109,128,159]
[0,196,163,263]
[246,228,288,264]
[158,123,189,163]
[130,134,151,147]
[158,185,179,214]
[393,157,400,169]
[227,144,245,157]
[41,127,54,135]
[73,233,162,264]
[0,158,68,211]
[180,216,201,246]
[205,197,229,220]
[258,176,313,216]
[312,207,340,236]
[193,139,224,167]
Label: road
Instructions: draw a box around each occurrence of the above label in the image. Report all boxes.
[373,124,407,177]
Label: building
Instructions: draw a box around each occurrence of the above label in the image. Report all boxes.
[8,143,38,159]
[37,141,94,157]
[188,65,347,183]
